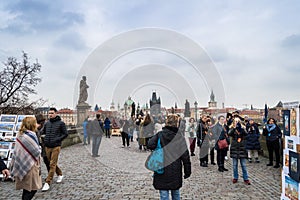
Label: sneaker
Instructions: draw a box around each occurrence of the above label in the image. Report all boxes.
[57,175,64,183]
[211,162,216,165]
[42,183,50,191]
[232,179,238,184]
[244,180,251,185]
[191,153,195,156]
[248,158,252,163]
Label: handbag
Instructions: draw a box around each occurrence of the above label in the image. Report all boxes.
[145,135,164,174]
[218,138,229,149]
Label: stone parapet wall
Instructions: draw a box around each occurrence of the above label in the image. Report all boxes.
[61,128,83,148]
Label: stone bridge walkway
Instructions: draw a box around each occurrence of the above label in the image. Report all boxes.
[1,135,281,199]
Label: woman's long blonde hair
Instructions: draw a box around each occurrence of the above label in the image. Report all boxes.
[19,116,37,135]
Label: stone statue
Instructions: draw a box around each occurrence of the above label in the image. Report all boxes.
[131,102,136,117]
[78,76,89,104]
[210,90,215,102]
[184,99,191,117]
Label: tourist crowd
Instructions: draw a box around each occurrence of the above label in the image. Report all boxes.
[1,109,283,200]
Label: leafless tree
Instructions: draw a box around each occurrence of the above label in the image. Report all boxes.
[0,52,43,114]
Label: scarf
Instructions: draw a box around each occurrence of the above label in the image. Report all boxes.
[266,124,276,132]
[12,130,41,181]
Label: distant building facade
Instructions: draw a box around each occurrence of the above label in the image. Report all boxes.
[57,108,77,127]
[268,101,283,123]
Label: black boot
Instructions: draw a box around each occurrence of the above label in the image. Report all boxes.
[222,166,228,171]
[218,167,224,172]
[266,162,273,166]
[248,158,252,163]
[255,157,260,163]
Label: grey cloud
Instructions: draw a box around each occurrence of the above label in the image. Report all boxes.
[281,34,300,49]
[206,46,229,63]
[285,65,300,72]
[2,1,84,34]
[53,32,87,51]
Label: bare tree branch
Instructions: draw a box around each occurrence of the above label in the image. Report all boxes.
[0,52,43,114]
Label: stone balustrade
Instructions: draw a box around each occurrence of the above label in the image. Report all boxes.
[61,127,83,148]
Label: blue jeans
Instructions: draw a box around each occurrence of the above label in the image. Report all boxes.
[232,158,249,180]
[83,134,87,144]
[159,190,180,200]
[91,135,102,156]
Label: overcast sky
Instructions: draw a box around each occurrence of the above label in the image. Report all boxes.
[1,0,300,110]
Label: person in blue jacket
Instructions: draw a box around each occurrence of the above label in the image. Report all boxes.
[82,117,89,145]
[263,118,282,168]
[104,117,111,138]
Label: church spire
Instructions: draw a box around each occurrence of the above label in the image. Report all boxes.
[210,90,215,102]
[208,90,217,108]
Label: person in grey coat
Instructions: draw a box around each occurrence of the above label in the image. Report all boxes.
[211,115,229,172]
[88,114,104,157]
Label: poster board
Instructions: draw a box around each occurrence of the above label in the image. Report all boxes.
[0,115,17,123]
[281,101,300,200]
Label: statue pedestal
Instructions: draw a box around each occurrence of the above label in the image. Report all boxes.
[76,103,91,126]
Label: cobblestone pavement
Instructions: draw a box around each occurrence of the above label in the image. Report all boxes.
[1,135,281,200]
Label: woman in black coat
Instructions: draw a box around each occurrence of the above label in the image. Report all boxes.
[228,118,251,185]
[196,116,210,167]
[147,114,191,200]
[262,118,282,168]
[245,119,261,163]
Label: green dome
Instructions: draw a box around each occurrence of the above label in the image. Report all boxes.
[125,96,134,106]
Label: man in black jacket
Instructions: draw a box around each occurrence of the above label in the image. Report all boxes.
[0,158,10,179]
[42,107,68,191]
